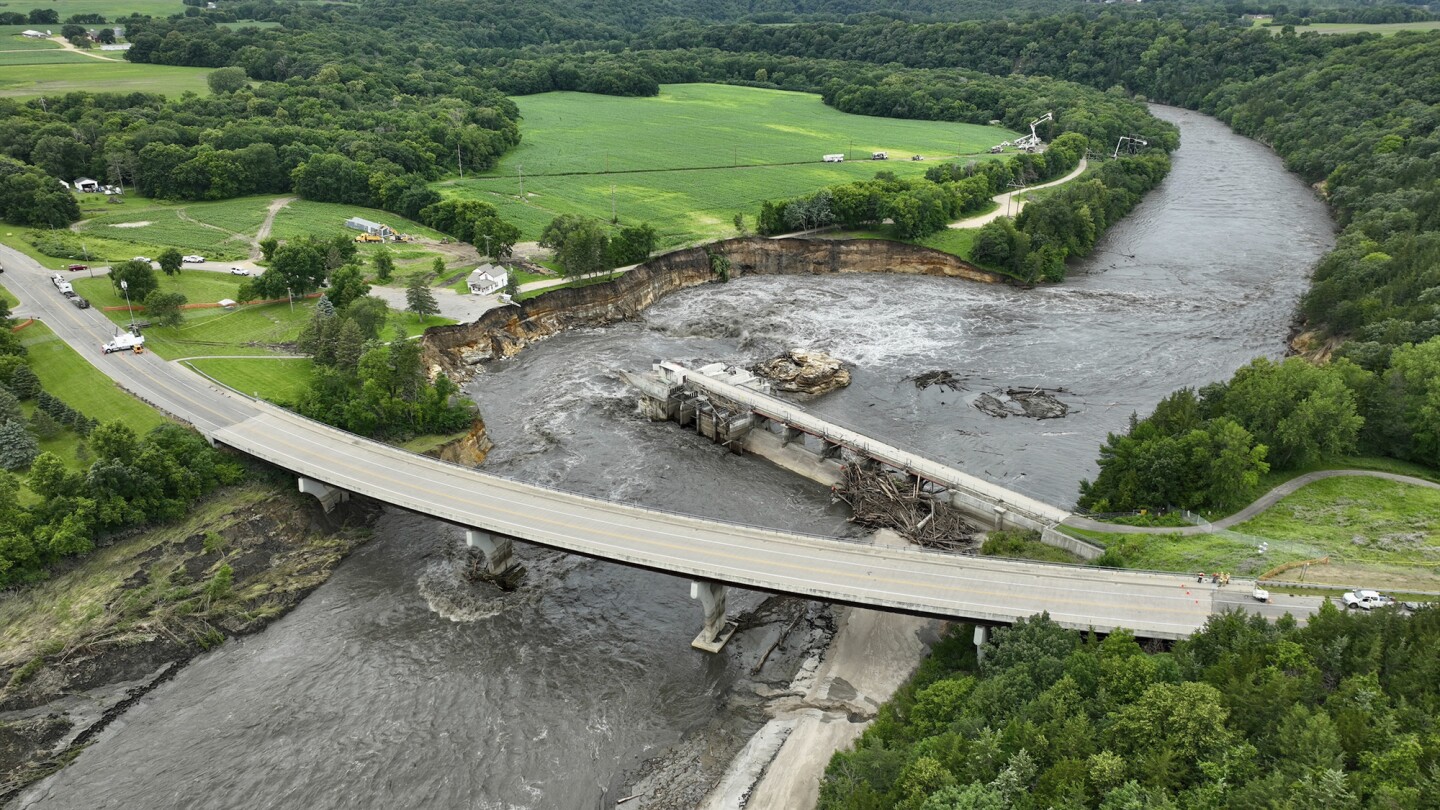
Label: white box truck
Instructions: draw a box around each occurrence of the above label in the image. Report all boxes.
[822,154,845,163]
[102,333,145,354]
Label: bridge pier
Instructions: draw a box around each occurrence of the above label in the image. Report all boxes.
[973,625,991,664]
[297,476,349,512]
[781,425,805,447]
[690,580,738,653]
[466,530,520,578]
[820,440,843,460]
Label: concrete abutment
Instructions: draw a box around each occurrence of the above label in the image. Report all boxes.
[690,580,738,653]
[297,476,350,513]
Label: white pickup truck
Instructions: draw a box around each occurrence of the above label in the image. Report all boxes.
[1342,589,1395,610]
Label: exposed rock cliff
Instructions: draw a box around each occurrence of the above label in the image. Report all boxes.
[426,418,494,467]
[422,237,1007,378]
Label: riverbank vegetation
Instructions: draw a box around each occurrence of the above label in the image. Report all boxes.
[818,608,1440,809]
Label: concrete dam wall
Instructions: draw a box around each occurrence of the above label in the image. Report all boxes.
[421,237,1009,376]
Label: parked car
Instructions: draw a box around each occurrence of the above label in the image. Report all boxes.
[133,256,152,263]
[71,296,90,309]
[65,264,87,272]
[182,254,205,263]
[1342,589,1395,610]
[230,267,250,276]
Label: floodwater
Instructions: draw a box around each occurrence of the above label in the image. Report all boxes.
[17,107,1332,810]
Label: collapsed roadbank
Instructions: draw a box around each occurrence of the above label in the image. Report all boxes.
[0,483,380,801]
[421,237,1008,377]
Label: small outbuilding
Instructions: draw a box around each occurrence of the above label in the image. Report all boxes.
[467,263,508,296]
[73,178,100,193]
[344,217,393,237]
[218,299,237,310]
[21,30,47,39]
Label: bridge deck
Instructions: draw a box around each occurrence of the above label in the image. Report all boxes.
[666,365,1071,528]
[218,406,1222,639]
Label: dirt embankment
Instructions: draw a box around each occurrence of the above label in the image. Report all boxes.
[421,237,1008,379]
[0,484,381,801]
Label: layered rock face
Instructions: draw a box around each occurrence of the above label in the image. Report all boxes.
[754,349,852,396]
[421,237,1007,378]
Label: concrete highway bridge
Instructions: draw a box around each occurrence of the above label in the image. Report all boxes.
[1,244,1317,651]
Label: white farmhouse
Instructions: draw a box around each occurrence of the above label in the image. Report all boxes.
[467,263,508,296]
[73,178,100,192]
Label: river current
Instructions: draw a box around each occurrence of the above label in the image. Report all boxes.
[18,107,1332,809]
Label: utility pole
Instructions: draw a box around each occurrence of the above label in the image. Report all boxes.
[457,143,463,178]
[611,184,617,223]
[287,286,293,313]
[120,279,134,332]
[517,164,524,199]
[1006,181,1025,218]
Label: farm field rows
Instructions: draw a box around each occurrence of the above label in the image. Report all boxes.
[445,84,1017,247]
[21,0,185,17]
[0,59,211,98]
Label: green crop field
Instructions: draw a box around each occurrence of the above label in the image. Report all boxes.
[0,59,211,98]
[185,357,315,402]
[28,0,186,17]
[443,84,1018,247]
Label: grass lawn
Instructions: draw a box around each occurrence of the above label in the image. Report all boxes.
[72,269,245,311]
[515,270,624,302]
[17,322,169,433]
[1,283,17,310]
[71,272,451,355]
[444,84,1017,248]
[0,59,211,98]
[269,200,445,243]
[67,194,280,262]
[0,48,92,65]
[185,357,315,403]
[1261,20,1440,35]
[20,0,187,18]
[1,28,61,49]
[1068,476,1440,590]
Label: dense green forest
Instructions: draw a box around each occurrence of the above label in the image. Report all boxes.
[818,607,1440,808]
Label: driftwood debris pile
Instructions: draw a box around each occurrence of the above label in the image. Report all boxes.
[909,370,965,393]
[833,463,978,551]
[974,387,1071,419]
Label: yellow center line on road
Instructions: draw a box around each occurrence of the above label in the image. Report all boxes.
[224,414,1213,631]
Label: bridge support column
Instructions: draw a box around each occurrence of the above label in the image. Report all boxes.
[781,425,804,447]
[690,580,738,653]
[297,476,349,513]
[973,625,991,664]
[820,441,843,461]
[466,530,519,577]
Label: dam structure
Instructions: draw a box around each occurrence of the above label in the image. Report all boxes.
[623,361,1071,535]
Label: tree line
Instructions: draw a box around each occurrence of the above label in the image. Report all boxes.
[820,606,1440,809]
[0,331,243,586]
[756,133,1091,238]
